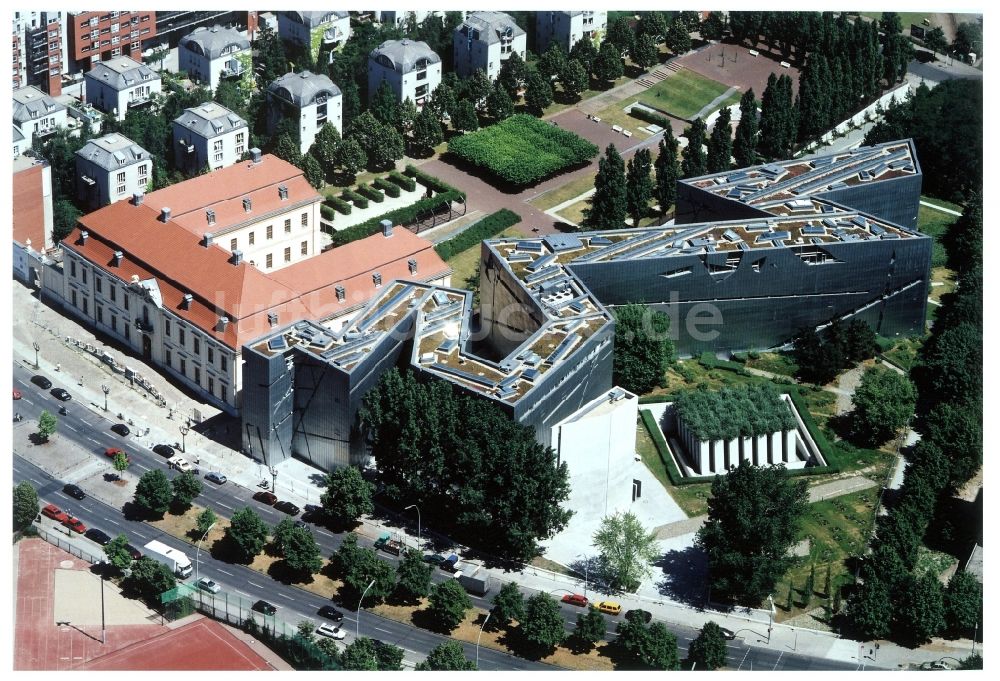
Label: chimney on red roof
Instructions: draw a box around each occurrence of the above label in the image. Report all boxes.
[159,207,171,222]
[79,231,89,245]
[216,316,230,332]
[229,250,244,266]
[203,232,214,247]
[182,293,193,309]
[381,219,393,237]
[250,148,261,164]
[112,250,123,266]
[132,192,143,206]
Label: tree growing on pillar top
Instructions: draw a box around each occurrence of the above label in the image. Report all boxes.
[696,463,808,606]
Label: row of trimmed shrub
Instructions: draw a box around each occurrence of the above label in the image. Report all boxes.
[629,106,674,129]
[329,192,465,247]
[404,164,456,194]
[357,183,384,204]
[341,188,368,210]
[698,351,747,372]
[326,196,352,215]
[320,204,336,221]
[389,170,416,192]
[434,209,521,260]
[374,177,400,198]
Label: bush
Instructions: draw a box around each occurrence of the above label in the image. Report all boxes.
[374,176,400,198]
[320,204,336,221]
[329,191,465,247]
[629,106,673,129]
[328,196,352,215]
[342,189,368,209]
[357,183,385,203]
[435,209,521,260]
[403,164,458,194]
[389,170,417,192]
[447,114,598,185]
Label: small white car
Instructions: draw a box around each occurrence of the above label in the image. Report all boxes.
[315,623,345,640]
[171,457,193,472]
[197,578,221,594]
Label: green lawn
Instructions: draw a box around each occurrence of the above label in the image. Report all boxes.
[555,199,590,225]
[860,12,934,32]
[878,336,923,372]
[917,201,959,268]
[529,173,596,211]
[636,420,712,518]
[637,69,734,120]
[745,352,800,377]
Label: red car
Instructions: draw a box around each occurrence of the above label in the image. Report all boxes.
[13,388,22,399]
[105,447,130,463]
[62,516,86,533]
[561,594,589,607]
[41,503,69,523]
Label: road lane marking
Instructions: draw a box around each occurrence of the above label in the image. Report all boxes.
[236,591,251,598]
[87,438,100,445]
[216,502,233,510]
[374,627,391,634]
[136,464,149,471]
[276,592,293,600]
[218,569,234,576]
[107,519,121,526]
[22,398,33,405]
[66,425,78,433]
[247,581,264,588]
[317,530,333,538]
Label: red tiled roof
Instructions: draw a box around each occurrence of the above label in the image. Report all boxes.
[13,161,47,248]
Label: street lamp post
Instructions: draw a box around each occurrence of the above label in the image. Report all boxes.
[100,562,107,644]
[269,466,277,493]
[196,521,217,581]
[404,504,421,550]
[476,611,491,669]
[357,578,376,640]
[101,384,110,412]
[179,424,189,453]
[32,341,39,369]
[577,555,588,598]
[767,594,775,643]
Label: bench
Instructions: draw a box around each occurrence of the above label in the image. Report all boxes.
[749,49,759,57]
[592,116,602,123]
[612,124,623,133]
[780,61,791,68]
[622,130,633,138]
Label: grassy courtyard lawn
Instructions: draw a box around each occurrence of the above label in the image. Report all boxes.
[529,173,596,211]
[555,199,590,225]
[637,70,734,120]
[918,203,959,268]
[929,266,956,304]
[446,226,523,291]
[774,488,878,623]
[594,100,655,139]
[878,336,923,372]
[859,12,934,31]
[637,420,711,518]
[744,352,800,377]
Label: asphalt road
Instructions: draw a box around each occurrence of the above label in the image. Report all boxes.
[12,362,864,671]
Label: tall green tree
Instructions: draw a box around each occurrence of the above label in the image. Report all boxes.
[625,148,653,226]
[681,118,708,178]
[588,144,627,228]
[284,525,323,575]
[952,21,983,58]
[427,578,473,631]
[321,466,374,525]
[123,556,176,605]
[758,73,796,161]
[688,621,728,670]
[334,533,396,605]
[309,123,342,178]
[571,606,606,652]
[570,38,599,76]
[497,51,527,99]
[632,34,659,70]
[196,507,217,535]
[341,637,404,670]
[450,99,479,133]
[13,481,38,531]
[558,59,589,102]
[300,153,325,192]
[847,577,893,640]
[733,89,759,168]
[593,41,624,84]
[697,464,809,605]
[410,106,444,156]
[348,111,404,170]
[415,641,476,670]
[369,80,401,128]
[36,410,57,443]
[333,137,367,182]
[134,469,172,517]
[395,549,433,603]
[606,16,635,58]
[521,593,565,652]
[104,533,135,571]
[897,571,946,644]
[593,511,659,592]
[923,402,982,490]
[701,13,726,41]
[654,131,680,215]
[850,367,916,446]
[485,82,514,121]
[707,106,733,173]
[537,43,568,80]
[944,570,982,634]
[524,69,554,115]
[171,471,203,510]
[665,18,692,55]
[924,26,947,59]
[225,506,269,563]
[638,12,669,43]
[613,304,673,394]
[490,582,525,629]
[52,200,82,244]
[272,133,302,166]
[112,451,129,480]
[462,68,493,108]
[617,618,681,670]
[252,24,288,89]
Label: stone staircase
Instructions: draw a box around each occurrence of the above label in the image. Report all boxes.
[636,60,683,88]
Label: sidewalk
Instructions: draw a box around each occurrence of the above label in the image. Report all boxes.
[11,281,974,670]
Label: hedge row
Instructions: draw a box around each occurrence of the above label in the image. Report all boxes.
[357,183,384,203]
[403,164,459,195]
[447,114,599,186]
[434,209,521,260]
[639,409,698,486]
[389,170,416,192]
[329,192,463,247]
[629,106,674,129]
[320,204,336,221]
[374,177,400,198]
[327,196,352,215]
[698,351,746,372]
[342,189,368,210]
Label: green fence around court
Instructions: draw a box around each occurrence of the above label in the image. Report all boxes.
[161,583,301,638]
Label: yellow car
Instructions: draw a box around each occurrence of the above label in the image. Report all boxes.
[596,601,622,616]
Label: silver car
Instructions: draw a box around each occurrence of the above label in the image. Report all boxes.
[205,471,227,485]
[197,578,221,594]
[315,623,345,640]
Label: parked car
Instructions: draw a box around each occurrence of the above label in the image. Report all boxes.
[84,528,112,545]
[301,504,324,523]
[197,578,221,594]
[440,554,461,573]
[110,423,130,436]
[624,609,652,624]
[719,627,736,640]
[153,444,175,458]
[274,500,301,516]
[205,471,227,485]
[124,543,142,560]
[423,553,446,565]
[62,483,86,500]
[32,375,52,389]
[561,593,589,607]
[41,503,69,523]
[171,458,193,473]
[51,388,72,401]
[253,491,278,506]
[252,600,277,616]
[315,624,345,640]
[63,516,86,533]
[318,605,345,623]
[104,447,130,463]
[596,601,622,616]
[13,388,22,399]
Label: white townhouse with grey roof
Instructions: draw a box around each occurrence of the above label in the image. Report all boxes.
[178,25,251,91]
[266,71,343,156]
[368,39,441,107]
[172,102,249,173]
[277,11,351,56]
[75,133,152,209]
[13,86,68,149]
[454,11,526,81]
[84,56,161,121]
[535,10,607,54]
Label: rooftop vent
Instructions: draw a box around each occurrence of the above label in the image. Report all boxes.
[335,285,345,302]
[181,293,193,309]
[267,312,278,326]
[381,219,393,237]
[112,250,123,266]
[132,192,143,205]
[230,250,244,265]
[206,209,215,225]
[130,274,140,284]
[249,147,261,164]
[373,272,382,287]
[217,316,229,332]
[79,231,89,245]
[408,258,417,274]
[202,232,214,247]
[242,197,252,212]
[159,207,171,222]
[278,184,288,200]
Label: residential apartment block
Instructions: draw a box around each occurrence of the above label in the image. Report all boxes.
[266,71,343,155]
[368,39,441,106]
[13,86,67,150]
[12,11,66,95]
[84,56,161,121]
[177,25,251,92]
[535,10,607,54]
[66,10,154,73]
[277,11,350,60]
[172,102,249,173]
[75,133,152,209]
[453,11,526,81]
